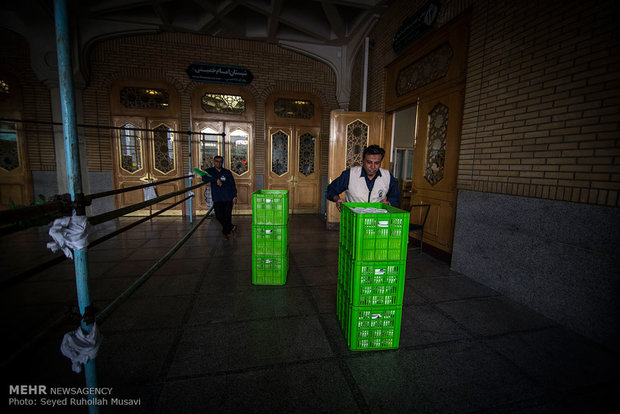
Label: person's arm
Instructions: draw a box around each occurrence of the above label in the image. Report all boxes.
[326,169,350,211]
[200,168,218,184]
[383,174,401,207]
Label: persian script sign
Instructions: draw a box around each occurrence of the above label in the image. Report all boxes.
[186,63,254,85]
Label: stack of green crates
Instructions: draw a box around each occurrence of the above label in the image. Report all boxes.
[337,202,409,350]
[251,190,289,285]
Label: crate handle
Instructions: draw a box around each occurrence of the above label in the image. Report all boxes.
[265,259,272,264]
[265,229,273,234]
[372,313,383,319]
[378,220,389,227]
[266,198,273,203]
[374,269,386,275]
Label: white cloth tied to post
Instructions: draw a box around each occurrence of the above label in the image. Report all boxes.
[351,207,388,214]
[60,323,102,374]
[47,215,91,259]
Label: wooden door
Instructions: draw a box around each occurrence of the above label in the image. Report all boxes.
[113,117,149,213]
[293,126,320,213]
[410,88,464,253]
[327,111,385,229]
[146,118,183,214]
[267,126,320,213]
[113,117,183,215]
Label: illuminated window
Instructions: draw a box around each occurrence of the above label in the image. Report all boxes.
[200,126,221,169]
[201,93,245,114]
[230,128,249,175]
[120,87,170,109]
[274,98,314,119]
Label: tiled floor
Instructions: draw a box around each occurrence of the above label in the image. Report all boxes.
[1,214,619,413]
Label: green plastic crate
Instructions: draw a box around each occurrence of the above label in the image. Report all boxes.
[338,246,347,286]
[252,190,289,225]
[252,224,288,256]
[252,252,288,285]
[340,250,406,307]
[341,302,402,351]
[340,203,409,262]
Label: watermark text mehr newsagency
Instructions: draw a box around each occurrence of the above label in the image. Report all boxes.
[9,385,113,395]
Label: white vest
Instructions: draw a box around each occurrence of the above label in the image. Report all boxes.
[345,166,391,203]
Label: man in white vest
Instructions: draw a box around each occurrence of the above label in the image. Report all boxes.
[326,145,400,211]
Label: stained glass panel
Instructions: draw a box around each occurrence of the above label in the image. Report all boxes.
[201,93,245,114]
[345,120,368,169]
[274,98,314,119]
[271,131,289,176]
[120,123,142,173]
[153,124,174,173]
[200,126,220,169]
[424,103,449,185]
[230,129,249,175]
[0,121,19,171]
[298,132,315,176]
[120,87,169,109]
[396,43,454,96]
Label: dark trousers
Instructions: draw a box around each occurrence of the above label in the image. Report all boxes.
[214,201,234,234]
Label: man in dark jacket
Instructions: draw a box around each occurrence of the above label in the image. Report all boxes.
[201,155,238,239]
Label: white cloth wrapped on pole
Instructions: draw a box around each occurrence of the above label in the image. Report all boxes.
[47,215,91,259]
[351,207,388,214]
[60,323,102,374]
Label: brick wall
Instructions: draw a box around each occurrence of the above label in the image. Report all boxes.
[358,0,620,207]
[83,33,339,177]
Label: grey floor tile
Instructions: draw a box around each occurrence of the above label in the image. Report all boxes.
[188,287,316,324]
[485,326,620,392]
[308,285,337,314]
[347,341,544,413]
[435,296,557,337]
[298,265,338,286]
[168,316,334,376]
[97,329,178,385]
[402,283,428,305]
[99,260,159,281]
[124,246,177,261]
[208,255,252,272]
[100,296,192,331]
[410,275,500,303]
[399,304,472,347]
[293,252,338,268]
[1,279,77,306]
[132,273,203,298]
[158,361,360,413]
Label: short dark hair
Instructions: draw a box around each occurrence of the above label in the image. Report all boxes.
[363,145,385,160]
[214,155,223,161]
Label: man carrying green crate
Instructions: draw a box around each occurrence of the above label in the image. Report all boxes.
[326,145,400,211]
[195,155,238,239]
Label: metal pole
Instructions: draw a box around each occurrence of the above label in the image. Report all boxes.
[188,125,193,224]
[54,1,99,412]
